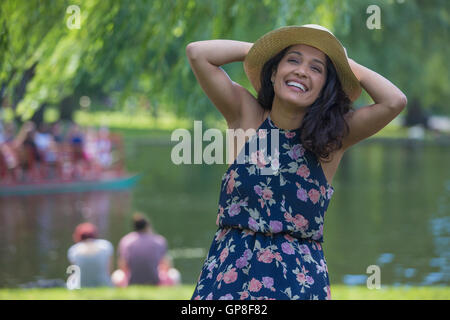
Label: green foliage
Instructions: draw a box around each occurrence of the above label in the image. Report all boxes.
[334,0,450,113]
[0,0,448,122]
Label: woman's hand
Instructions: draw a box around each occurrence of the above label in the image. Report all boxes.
[346,57,407,109]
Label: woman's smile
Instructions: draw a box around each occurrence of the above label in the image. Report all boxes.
[271,44,327,108]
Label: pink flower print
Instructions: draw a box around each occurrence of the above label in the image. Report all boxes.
[274,252,283,262]
[270,157,280,171]
[262,188,273,200]
[219,293,234,300]
[216,206,224,226]
[258,129,267,139]
[317,259,328,274]
[226,170,236,194]
[284,212,294,223]
[296,164,310,178]
[320,185,326,197]
[308,188,320,204]
[216,214,220,226]
[216,272,223,282]
[219,247,229,263]
[250,150,267,168]
[284,234,295,242]
[296,272,306,284]
[254,185,263,196]
[240,291,249,300]
[223,268,238,284]
[206,293,213,300]
[270,220,283,233]
[325,285,332,300]
[248,278,262,292]
[296,187,308,202]
[281,242,295,255]
[285,131,296,139]
[215,228,230,241]
[258,198,265,208]
[257,249,274,263]
[306,276,315,285]
[262,276,274,289]
[293,214,309,231]
[229,203,241,216]
[288,144,305,160]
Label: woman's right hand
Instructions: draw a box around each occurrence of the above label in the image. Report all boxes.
[186,40,255,127]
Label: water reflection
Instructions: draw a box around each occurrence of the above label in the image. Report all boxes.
[0,191,131,288]
[0,141,449,288]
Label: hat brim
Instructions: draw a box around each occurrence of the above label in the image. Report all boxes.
[243,25,362,102]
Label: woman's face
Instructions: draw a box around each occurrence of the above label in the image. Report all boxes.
[271,44,328,108]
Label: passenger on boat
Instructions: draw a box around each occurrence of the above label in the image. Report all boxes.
[68,123,89,179]
[0,121,36,183]
[34,123,60,180]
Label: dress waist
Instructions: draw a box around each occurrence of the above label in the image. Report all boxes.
[219,224,323,244]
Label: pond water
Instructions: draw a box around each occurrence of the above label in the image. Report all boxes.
[0,138,449,288]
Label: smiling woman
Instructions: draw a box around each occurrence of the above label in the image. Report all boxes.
[272,45,328,104]
[186,24,407,300]
[257,43,353,162]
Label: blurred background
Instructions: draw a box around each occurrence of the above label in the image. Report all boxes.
[0,0,449,297]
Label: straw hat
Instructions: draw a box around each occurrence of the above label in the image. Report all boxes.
[243,24,362,102]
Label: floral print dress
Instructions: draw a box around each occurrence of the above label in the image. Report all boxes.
[192,115,335,300]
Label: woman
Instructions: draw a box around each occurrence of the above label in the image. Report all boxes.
[186,25,407,300]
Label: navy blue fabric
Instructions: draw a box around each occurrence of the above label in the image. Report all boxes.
[192,115,335,300]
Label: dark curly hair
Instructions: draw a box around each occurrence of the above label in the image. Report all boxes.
[257,45,354,162]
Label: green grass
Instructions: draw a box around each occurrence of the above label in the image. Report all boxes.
[0,285,448,300]
[0,285,196,300]
[74,110,193,132]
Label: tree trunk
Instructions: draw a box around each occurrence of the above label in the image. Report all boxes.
[404,98,429,129]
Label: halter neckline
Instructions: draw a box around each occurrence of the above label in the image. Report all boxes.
[267,114,302,133]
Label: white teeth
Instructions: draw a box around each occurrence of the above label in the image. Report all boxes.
[286,81,306,92]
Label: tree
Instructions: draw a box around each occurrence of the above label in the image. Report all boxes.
[1,0,448,124]
[334,0,450,119]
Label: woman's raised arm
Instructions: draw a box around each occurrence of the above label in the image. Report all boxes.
[186,40,253,127]
[340,58,408,151]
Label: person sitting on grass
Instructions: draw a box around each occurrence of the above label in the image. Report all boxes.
[68,222,114,288]
[114,213,180,287]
